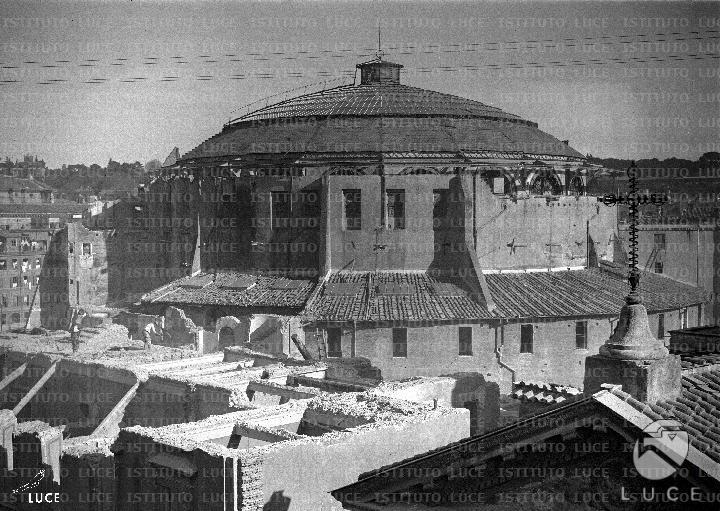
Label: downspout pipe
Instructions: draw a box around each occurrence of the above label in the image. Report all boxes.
[494,319,516,383]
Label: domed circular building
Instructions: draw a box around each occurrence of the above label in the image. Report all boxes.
[140,58,706,396]
[182,59,584,176]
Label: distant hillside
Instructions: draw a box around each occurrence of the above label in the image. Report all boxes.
[590,152,720,222]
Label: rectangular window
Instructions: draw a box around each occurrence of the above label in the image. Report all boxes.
[11,259,17,269]
[343,189,361,230]
[23,296,29,305]
[459,326,473,356]
[658,313,665,340]
[23,276,28,288]
[493,177,505,194]
[680,308,688,329]
[0,314,5,325]
[15,296,20,306]
[0,296,6,307]
[386,189,405,230]
[11,276,18,288]
[520,324,534,353]
[0,260,5,270]
[575,321,588,349]
[392,327,407,358]
[82,243,91,256]
[35,258,40,268]
[271,191,291,220]
[327,328,342,358]
[654,261,663,274]
[654,233,666,250]
[68,242,74,254]
[698,304,703,326]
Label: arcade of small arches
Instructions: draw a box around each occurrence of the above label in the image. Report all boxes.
[151,161,591,199]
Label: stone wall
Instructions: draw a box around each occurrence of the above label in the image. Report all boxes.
[258,409,469,511]
[60,437,115,511]
[621,225,717,323]
[306,318,625,391]
[66,222,110,309]
[111,429,234,511]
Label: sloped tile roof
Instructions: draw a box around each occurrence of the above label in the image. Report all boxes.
[484,262,706,318]
[142,272,315,309]
[679,353,720,372]
[142,263,705,322]
[332,373,720,506]
[304,271,488,322]
[512,380,583,404]
[307,265,706,323]
[606,375,720,465]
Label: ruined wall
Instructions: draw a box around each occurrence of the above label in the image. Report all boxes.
[36,229,69,330]
[162,306,200,348]
[66,222,110,309]
[0,354,137,437]
[258,409,469,511]
[115,307,204,350]
[123,378,250,429]
[112,430,234,511]
[373,376,500,434]
[249,314,305,356]
[123,378,194,429]
[60,438,115,511]
[6,421,64,504]
[114,311,158,340]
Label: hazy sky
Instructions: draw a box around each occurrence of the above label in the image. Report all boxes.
[1,1,719,167]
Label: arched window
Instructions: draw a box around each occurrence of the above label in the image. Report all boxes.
[569,175,585,196]
[529,172,563,195]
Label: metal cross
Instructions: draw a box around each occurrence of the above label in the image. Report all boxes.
[507,238,527,255]
[601,161,668,303]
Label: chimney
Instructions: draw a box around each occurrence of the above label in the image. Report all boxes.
[583,295,681,404]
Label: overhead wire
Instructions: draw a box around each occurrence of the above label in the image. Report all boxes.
[1,49,717,86]
[0,27,718,70]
